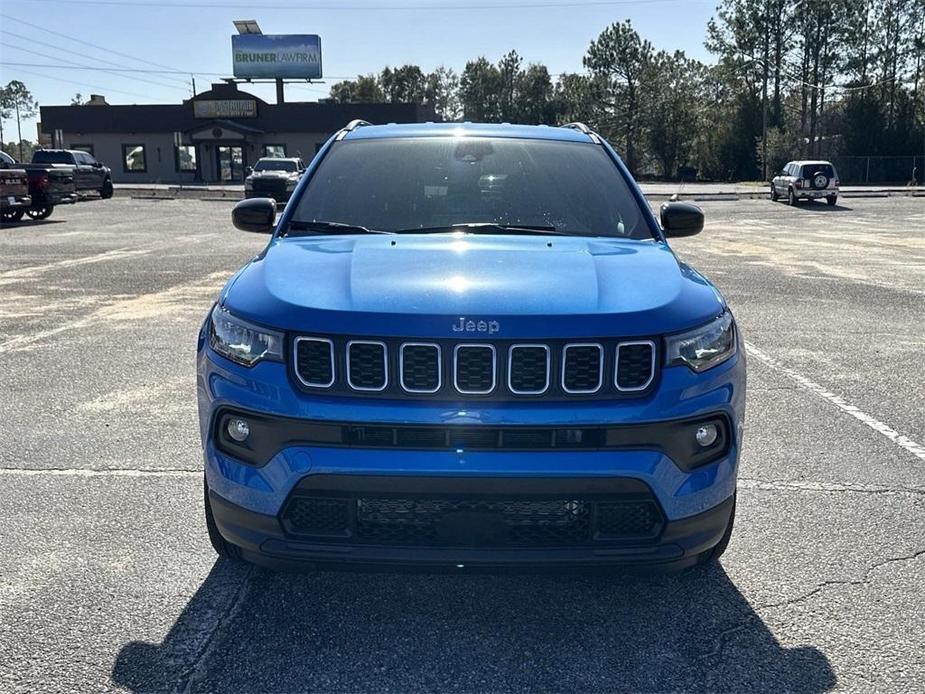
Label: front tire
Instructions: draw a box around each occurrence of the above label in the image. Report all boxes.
[27,206,54,220]
[204,477,242,560]
[770,184,779,201]
[826,195,837,206]
[100,178,114,199]
[788,188,797,206]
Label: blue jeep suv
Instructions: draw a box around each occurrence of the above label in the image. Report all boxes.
[197,121,745,571]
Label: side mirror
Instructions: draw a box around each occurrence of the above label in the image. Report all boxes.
[245,166,253,176]
[660,201,704,238]
[92,161,102,168]
[232,197,276,234]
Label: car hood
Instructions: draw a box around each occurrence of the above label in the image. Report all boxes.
[221,234,725,338]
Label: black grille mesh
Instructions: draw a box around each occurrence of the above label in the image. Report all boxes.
[250,177,287,194]
[455,346,495,392]
[282,495,665,547]
[616,343,655,390]
[347,342,387,389]
[596,501,662,538]
[401,344,440,392]
[509,346,549,393]
[563,346,602,392]
[295,339,333,386]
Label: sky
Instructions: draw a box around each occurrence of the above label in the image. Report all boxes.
[0,0,718,141]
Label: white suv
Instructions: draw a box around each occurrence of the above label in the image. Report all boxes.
[771,160,839,206]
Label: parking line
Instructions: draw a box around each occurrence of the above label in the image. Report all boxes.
[745,341,925,461]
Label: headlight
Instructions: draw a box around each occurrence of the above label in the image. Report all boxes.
[209,306,284,366]
[666,311,736,372]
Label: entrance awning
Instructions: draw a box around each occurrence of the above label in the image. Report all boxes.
[186,119,264,140]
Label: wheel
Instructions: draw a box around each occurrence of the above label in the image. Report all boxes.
[770,184,779,201]
[788,188,797,206]
[204,476,242,560]
[698,494,736,565]
[826,195,837,206]
[26,206,54,220]
[1,208,24,222]
[100,178,114,199]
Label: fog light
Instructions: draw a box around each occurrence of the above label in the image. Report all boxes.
[695,424,718,448]
[227,418,250,442]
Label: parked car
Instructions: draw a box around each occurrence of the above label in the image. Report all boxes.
[771,160,839,206]
[199,121,745,573]
[31,149,113,199]
[1,150,79,221]
[0,151,31,222]
[244,157,305,203]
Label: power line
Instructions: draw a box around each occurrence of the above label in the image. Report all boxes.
[0,13,210,80]
[18,0,705,10]
[1,66,157,101]
[0,27,192,89]
[0,61,353,80]
[0,34,192,93]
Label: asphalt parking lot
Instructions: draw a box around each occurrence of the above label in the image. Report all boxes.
[1,196,923,692]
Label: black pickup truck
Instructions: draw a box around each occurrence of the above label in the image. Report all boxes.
[31,149,114,199]
[1,150,80,221]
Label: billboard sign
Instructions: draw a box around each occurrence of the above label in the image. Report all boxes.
[232,34,322,79]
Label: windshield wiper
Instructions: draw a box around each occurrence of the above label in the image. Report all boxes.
[286,220,394,236]
[398,222,568,236]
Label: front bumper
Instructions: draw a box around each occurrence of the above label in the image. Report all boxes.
[245,190,293,203]
[210,482,735,571]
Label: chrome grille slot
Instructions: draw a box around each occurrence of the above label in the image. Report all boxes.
[508,344,550,394]
[346,341,388,391]
[400,343,441,393]
[453,344,496,394]
[615,341,655,391]
[561,344,603,393]
[294,337,335,388]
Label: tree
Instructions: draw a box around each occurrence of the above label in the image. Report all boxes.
[583,20,653,173]
[425,66,461,121]
[2,81,38,162]
[380,65,427,103]
[459,57,502,121]
[514,63,554,124]
[646,51,705,177]
[327,74,384,103]
[70,93,85,106]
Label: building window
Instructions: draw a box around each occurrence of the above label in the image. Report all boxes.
[263,144,286,158]
[176,145,197,172]
[122,144,147,173]
[71,144,94,155]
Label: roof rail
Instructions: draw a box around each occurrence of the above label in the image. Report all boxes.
[562,121,602,143]
[336,119,372,140]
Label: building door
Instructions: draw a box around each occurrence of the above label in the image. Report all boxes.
[216,145,244,182]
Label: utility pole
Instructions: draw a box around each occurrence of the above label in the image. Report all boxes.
[761,0,770,181]
[191,75,197,97]
[15,100,23,162]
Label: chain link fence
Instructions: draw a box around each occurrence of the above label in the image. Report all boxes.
[830,155,925,185]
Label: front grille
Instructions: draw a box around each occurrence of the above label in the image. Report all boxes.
[562,344,603,393]
[281,494,664,547]
[454,345,496,394]
[250,178,287,194]
[616,342,655,391]
[291,336,658,400]
[347,341,387,391]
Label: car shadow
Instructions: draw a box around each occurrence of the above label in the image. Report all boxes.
[0,218,68,229]
[788,201,853,212]
[111,559,836,692]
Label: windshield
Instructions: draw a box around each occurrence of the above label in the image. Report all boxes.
[255,160,297,172]
[32,151,74,164]
[291,137,653,239]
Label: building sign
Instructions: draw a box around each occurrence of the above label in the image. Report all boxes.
[232,34,322,79]
[193,99,257,119]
